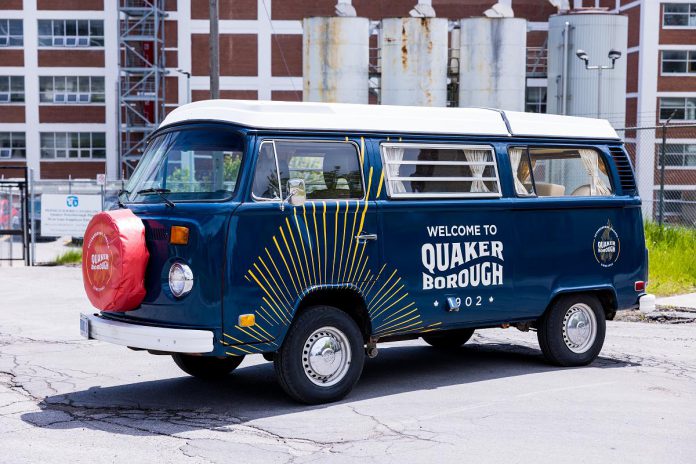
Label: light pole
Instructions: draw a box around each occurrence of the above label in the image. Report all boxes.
[176,69,191,103]
[575,49,622,119]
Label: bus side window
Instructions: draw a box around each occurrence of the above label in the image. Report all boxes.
[510,147,614,197]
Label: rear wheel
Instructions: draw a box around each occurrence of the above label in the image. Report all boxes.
[422,328,475,349]
[537,294,606,366]
[172,354,245,380]
[274,306,365,404]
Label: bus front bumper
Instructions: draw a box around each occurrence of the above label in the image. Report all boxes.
[80,313,214,353]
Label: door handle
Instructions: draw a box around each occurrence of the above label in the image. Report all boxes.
[355,233,378,244]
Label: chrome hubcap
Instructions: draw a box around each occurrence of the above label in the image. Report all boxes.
[303,326,351,387]
[562,303,597,354]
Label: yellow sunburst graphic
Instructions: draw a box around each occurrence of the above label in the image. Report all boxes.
[223,148,439,356]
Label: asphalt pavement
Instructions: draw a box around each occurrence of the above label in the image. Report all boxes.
[1,267,694,463]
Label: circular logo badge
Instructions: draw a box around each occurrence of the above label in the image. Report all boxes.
[593,221,620,268]
[85,229,113,292]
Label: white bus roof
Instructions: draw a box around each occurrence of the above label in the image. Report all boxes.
[160,100,620,140]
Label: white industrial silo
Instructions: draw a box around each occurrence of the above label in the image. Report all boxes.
[380,17,449,107]
[458,17,527,111]
[547,10,628,127]
[303,16,369,104]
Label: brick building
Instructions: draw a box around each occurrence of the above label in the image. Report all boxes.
[0,0,694,223]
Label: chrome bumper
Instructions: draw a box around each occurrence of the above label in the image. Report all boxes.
[80,313,214,353]
[638,294,656,314]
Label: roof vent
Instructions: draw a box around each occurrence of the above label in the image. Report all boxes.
[609,146,637,195]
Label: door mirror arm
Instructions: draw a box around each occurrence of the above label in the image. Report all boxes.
[280,178,306,211]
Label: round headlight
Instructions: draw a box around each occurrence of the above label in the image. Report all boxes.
[168,262,193,298]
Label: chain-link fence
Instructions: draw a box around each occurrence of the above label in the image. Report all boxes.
[617,123,696,227]
[0,171,125,266]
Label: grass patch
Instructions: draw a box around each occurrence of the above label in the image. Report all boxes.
[54,249,82,266]
[645,222,696,296]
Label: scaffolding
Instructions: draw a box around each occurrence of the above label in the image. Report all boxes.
[118,0,167,178]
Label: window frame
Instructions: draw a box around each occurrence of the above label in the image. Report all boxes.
[37,19,104,48]
[39,132,106,160]
[0,132,26,159]
[658,142,696,169]
[39,76,105,105]
[660,50,696,75]
[0,19,23,47]
[659,97,696,122]
[251,138,366,202]
[0,76,24,103]
[379,142,502,200]
[510,145,615,198]
[662,3,696,28]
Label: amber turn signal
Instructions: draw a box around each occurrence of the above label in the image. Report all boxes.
[238,314,256,327]
[170,226,190,245]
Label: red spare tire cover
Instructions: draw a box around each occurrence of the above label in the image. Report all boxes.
[82,209,149,312]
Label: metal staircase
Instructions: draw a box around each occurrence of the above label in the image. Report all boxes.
[118,0,167,177]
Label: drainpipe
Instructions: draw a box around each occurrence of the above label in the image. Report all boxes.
[561,21,570,115]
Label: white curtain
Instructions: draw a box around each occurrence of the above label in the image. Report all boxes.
[508,148,528,195]
[465,149,490,193]
[383,146,406,193]
[579,149,611,196]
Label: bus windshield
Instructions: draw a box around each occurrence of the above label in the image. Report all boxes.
[124,127,244,203]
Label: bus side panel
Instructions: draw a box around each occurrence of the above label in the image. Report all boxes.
[511,200,645,317]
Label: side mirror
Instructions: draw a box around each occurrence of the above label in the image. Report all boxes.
[286,178,306,207]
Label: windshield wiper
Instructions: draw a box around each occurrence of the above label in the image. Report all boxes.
[136,188,176,207]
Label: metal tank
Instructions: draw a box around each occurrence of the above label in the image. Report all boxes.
[380,17,449,107]
[303,17,369,104]
[458,17,527,111]
[547,10,628,127]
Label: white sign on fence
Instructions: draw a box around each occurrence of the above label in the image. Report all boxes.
[41,194,101,237]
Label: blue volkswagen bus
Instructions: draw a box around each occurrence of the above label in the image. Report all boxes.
[80,100,653,404]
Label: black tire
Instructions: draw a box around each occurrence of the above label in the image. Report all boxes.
[537,294,606,367]
[274,306,365,404]
[422,328,475,349]
[172,354,245,380]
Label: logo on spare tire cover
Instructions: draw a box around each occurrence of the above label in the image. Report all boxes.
[85,230,113,292]
[593,220,620,268]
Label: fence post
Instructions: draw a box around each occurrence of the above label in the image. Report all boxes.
[29,168,36,266]
[659,122,667,226]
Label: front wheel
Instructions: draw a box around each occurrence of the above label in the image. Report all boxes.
[274,306,365,404]
[537,294,606,366]
[172,354,245,380]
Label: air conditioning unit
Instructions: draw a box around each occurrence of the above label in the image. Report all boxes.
[0,148,11,159]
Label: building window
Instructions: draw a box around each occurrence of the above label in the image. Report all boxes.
[0,132,26,159]
[380,143,501,199]
[38,19,104,47]
[663,3,696,27]
[0,19,22,46]
[39,76,105,104]
[525,87,547,113]
[0,76,24,103]
[40,132,106,159]
[660,97,696,121]
[659,144,696,167]
[661,50,696,74]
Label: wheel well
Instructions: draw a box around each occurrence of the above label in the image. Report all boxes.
[295,288,371,341]
[546,289,617,320]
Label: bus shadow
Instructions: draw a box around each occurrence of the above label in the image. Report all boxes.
[21,341,636,436]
